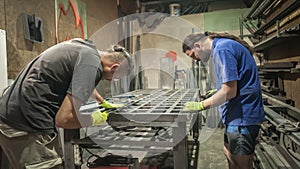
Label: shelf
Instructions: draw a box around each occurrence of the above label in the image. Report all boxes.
[253,0,300,35]
[258,61,300,74]
[253,33,300,52]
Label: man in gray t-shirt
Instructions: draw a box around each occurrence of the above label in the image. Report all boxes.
[0,38,132,169]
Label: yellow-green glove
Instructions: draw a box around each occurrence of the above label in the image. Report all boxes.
[184,101,205,111]
[205,89,217,98]
[100,100,125,109]
[91,110,109,126]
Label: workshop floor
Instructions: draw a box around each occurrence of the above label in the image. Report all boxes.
[80,127,228,169]
[197,127,228,169]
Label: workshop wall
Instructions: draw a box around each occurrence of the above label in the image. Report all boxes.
[1,0,118,81]
[139,8,250,89]
[86,0,119,45]
[3,0,54,79]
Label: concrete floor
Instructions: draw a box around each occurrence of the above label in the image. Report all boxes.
[197,127,228,169]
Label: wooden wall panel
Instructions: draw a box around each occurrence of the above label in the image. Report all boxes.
[4,0,54,79]
[1,0,119,80]
[284,76,300,108]
[266,36,300,109]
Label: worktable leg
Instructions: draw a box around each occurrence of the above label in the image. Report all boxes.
[63,129,80,169]
[193,112,200,140]
[173,121,188,169]
[0,147,10,169]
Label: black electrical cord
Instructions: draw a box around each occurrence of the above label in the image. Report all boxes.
[276,120,300,133]
[86,153,101,167]
[282,134,300,161]
[276,120,300,161]
[84,148,98,156]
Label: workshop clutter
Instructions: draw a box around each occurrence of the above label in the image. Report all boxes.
[87,153,139,169]
[86,152,160,169]
[169,3,181,16]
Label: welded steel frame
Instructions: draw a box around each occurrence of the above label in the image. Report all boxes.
[70,89,200,169]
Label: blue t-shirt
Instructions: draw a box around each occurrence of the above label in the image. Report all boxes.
[211,38,265,126]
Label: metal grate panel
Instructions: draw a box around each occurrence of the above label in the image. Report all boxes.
[74,89,200,169]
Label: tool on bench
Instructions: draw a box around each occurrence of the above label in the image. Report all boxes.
[199,89,217,99]
[79,100,127,114]
[79,101,127,127]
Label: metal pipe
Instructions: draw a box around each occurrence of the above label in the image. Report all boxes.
[250,0,275,19]
[263,93,300,116]
[254,0,300,35]
[245,0,262,19]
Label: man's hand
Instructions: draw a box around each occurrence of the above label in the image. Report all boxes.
[91,110,109,126]
[184,101,205,111]
[205,89,217,98]
[100,100,125,109]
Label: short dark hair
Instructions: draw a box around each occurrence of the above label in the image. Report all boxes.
[108,44,134,75]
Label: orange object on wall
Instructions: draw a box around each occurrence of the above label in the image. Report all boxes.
[165,51,177,62]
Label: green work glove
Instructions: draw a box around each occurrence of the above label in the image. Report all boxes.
[205,89,217,98]
[184,101,205,111]
[100,100,125,109]
[91,110,109,126]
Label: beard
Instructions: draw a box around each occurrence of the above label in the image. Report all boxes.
[197,49,211,62]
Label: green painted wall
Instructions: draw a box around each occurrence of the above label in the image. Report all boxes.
[204,8,248,32]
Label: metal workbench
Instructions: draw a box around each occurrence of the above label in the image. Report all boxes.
[65,89,200,169]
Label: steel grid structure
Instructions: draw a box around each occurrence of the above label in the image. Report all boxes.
[69,89,200,169]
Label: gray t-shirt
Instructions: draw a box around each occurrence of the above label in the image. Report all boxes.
[0,39,102,134]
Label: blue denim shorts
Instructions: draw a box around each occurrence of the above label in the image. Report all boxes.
[224,125,260,155]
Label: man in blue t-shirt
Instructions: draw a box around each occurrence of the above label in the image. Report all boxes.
[182,32,265,169]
